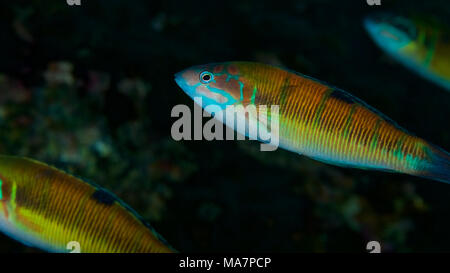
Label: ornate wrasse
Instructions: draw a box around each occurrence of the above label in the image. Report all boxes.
[364,13,450,91]
[175,62,450,183]
[0,156,174,253]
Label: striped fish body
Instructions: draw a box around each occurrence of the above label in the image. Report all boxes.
[0,156,173,253]
[175,62,450,183]
[365,13,450,91]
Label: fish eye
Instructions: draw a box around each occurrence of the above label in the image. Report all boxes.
[200,71,214,84]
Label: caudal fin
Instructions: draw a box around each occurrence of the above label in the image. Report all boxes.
[419,145,450,184]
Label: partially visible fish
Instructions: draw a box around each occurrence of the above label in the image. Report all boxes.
[364,13,450,91]
[0,155,175,253]
[175,62,450,183]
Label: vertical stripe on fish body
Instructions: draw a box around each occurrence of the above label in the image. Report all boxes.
[175,62,450,183]
[0,156,174,253]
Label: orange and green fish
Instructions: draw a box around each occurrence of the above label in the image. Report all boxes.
[364,13,450,91]
[0,155,174,253]
[175,62,450,183]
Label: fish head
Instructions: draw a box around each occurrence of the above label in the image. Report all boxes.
[174,63,244,110]
[364,13,420,56]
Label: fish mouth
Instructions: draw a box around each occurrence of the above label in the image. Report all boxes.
[174,71,183,87]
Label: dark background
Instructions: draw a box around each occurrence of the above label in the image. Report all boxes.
[0,0,449,252]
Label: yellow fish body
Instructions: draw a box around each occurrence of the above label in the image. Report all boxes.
[0,156,174,253]
[175,62,450,183]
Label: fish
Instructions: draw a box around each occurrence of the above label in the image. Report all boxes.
[0,155,175,253]
[364,13,450,91]
[174,61,450,183]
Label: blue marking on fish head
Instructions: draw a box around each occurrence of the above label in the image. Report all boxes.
[364,13,417,55]
[175,63,241,110]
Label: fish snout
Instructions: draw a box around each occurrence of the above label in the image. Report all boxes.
[174,71,184,86]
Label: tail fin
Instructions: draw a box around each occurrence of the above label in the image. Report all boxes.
[420,145,450,184]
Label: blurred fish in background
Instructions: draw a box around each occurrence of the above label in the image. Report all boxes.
[0,155,174,253]
[364,13,450,91]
